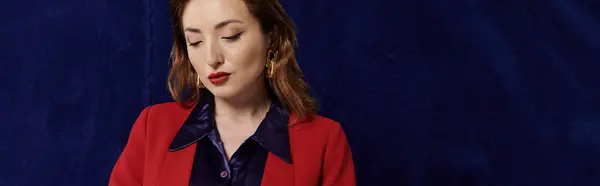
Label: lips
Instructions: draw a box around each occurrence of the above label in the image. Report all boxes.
[208,72,231,85]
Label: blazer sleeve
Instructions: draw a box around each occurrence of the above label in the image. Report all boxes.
[321,123,356,186]
[108,106,152,186]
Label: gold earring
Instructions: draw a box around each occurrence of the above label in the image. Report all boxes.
[267,61,275,78]
[266,50,278,78]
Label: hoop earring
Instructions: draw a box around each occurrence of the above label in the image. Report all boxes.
[266,50,278,78]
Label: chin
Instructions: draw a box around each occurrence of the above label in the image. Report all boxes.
[205,84,240,100]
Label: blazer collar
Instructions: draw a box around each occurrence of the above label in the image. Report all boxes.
[168,89,292,163]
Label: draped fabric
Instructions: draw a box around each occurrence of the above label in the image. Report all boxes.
[1,0,599,185]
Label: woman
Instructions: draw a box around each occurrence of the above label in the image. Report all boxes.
[109,0,355,185]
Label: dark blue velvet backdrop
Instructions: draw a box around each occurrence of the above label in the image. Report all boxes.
[2,0,600,185]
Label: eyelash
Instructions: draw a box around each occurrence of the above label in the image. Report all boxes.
[189,41,202,47]
[188,32,243,47]
[222,32,243,42]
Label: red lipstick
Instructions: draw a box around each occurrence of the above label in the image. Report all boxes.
[208,72,231,85]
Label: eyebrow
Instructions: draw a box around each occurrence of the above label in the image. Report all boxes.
[184,19,244,33]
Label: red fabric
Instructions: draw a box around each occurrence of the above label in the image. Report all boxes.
[109,102,356,186]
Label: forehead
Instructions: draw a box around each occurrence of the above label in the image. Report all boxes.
[182,0,254,27]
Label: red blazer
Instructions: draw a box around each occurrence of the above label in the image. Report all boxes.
[109,102,356,186]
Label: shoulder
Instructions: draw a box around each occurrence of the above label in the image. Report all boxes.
[140,101,194,120]
[145,101,192,114]
[136,101,194,133]
[295,114,342,128]
[300,114,342,130]
[290,114,346,140]
[130,101,195,150]
[288,114,352,162]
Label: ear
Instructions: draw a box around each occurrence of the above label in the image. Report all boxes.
[267,25,279,48]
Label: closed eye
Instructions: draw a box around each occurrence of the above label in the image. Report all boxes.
[189,41,202,47]
[221,32,243,42]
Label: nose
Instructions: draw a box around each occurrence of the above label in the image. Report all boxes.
[205,39,224,68]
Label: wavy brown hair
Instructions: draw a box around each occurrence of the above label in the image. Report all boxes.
[168,0,317,121]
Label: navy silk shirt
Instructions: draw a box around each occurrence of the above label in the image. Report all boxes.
[167,91,292,186]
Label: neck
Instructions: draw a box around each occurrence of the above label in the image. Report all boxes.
[213,82,272,123]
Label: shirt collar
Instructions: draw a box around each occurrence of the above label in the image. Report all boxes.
[168,89,292,163]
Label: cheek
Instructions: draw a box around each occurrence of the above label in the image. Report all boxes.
[231,50,265,81]
[227,42,267,74]
[187,49,205,73]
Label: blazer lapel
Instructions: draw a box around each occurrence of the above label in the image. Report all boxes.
[158,145,294,186]
[156,95,209,185]
[261,152,295,186]
[156,143,197,186]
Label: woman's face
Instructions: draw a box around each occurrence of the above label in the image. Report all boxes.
[181,0,270,99]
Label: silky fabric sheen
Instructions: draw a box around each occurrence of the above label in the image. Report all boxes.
[168,89,292,186]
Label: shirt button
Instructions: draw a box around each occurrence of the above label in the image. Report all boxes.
[220,171,229,178]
